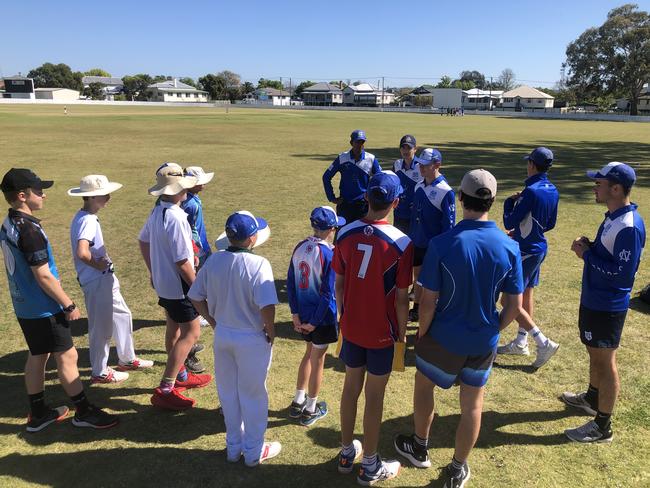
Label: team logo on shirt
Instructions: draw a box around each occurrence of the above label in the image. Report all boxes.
[619,249,631,262]
[363,226,374,236]
[584,331,592,341]
[306,244,314,253]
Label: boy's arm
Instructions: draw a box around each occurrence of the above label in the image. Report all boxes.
[176,258,196,286]
[260,304,276,344]
[308,248,335,329]
[335,273,345,318]
[190,299,215,328]
[323,157,340,203]
[441,190,456,232]
[138,240,151,273]
[31,264,80,321]
[503,189,533,230]
[76,240,110,271]
[395,287,409,342]
[418,288,438,338]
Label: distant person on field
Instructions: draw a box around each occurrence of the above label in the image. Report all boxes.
[391,135,421,234]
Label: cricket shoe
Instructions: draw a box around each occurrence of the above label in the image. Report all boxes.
[26,406,69,433]
[116,357,154,371]
[560,391,597,416]
[442,462,471,488]
[357,456,400,486]
[532,339,559,369]
[338,439,363,474]
[393,434,431,468]
[72,405,119,429]
[151,388,196,410]
[245,441,282,467]
[565,420,613,443]
[189,343,205,356]
[289,399,306,418]
[185,354,206,374]
[496,340,530,356]
[300,401,328,427]
[91,367,129,384]
[175,371,212,389]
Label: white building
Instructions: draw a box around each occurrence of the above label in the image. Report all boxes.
[148,79,208,103]
[500,85,554,110]
[253,87,291,106]
[463,88,503,110]
[35,88,80,101]
[82,76,124,101]
[302,82,343,105]
[406,86,464,109]
[343,83,395,106]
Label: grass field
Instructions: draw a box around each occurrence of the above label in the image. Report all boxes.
[0,104,648,488]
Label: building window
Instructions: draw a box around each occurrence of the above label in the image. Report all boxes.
[527,99,532,103]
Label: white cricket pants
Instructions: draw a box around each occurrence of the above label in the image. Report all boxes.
[81,273,136,377]
[213,326,272,464]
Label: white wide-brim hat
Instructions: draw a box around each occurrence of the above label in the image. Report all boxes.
[67,175,123,197]
[184,166,214,185]
[148,162,198,196]
[215,225,271,251]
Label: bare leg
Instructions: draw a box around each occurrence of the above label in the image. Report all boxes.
[163,318,201,380]
[25,353,49,395]
[53,347,84,397]
[164,313,180,354]
[413,265,422,306]
[308,345,328,398]
[588,347,619,414]
[454,383,484,464]
[296,343,312,391]
[362,372,391,456]
[340,366,365,446]
[413,371,436,439]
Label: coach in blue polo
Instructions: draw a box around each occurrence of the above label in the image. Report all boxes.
[322,130,381,224]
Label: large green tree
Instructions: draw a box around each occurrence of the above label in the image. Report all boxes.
[82,82,106,100]
[436,76,452,88]
[565,4,650,115]
[27,63,83,90]
[257,78,283,90]
[199,70,242,101]
[458,70,486,89]
[294,80,315,98]
[84,68,111,77]
[122,74,153,101]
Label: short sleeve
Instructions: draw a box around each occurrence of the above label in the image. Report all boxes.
[253,259,279,308]
[187,265,208,301]
[138,218,151,243]
[17,221,49,267]
[502,248,524,295]
[166,214,193,263]
[417,241,442,291]
[396,242,414,289]
[75,215,97,243]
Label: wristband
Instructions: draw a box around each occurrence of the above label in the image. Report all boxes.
[63,302,76,313]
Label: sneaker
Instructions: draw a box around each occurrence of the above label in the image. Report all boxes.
[185,355,206,374]
[245,441,282,467]
[408,308,419,322]
[442,463,471,488]
[72,405,119,429]
[26,406,69,432]
[150,387,196,410]
[91,367,129,384]
[496,340,530,356]
[532,339,560,369]
[289,399,306,419]
[560,391,597,416]
[300,401,328,427]
[338,439,363,474]
[116,357,154,371]
[393,434,431,468]
[175,371,212,389]
[565,420,613,443]
[357,456,400,486]
[190,343,205,356]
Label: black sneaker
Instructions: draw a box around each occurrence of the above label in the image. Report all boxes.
[26,406,69,433]
[289,399,306,418]
[185,355,206,373]
[72,405,119,429]
[442,463,471,488]
[394,434,431,468]
[190,343,205,356]
[408,308,419,322]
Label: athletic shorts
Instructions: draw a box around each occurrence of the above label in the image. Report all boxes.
[415,334,496,389]
[521,252,546,288]
[300,324,338,347]
[18,312,74,356]
[339,337,394,376]
[578,304,627,348]
[413,246,428,267]
[393,216,411,235]
[336,199,368,225]
[158,296,199,324]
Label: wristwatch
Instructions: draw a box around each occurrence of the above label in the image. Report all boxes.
[63,302,76,313]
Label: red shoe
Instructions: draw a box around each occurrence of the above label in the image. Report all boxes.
[150,388,196,410]
[175,371,212,389]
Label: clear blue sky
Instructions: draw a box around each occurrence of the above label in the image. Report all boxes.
[2,0,649,88]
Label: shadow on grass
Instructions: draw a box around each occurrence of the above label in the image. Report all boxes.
[629,295,650,314]
[70,318,166,336]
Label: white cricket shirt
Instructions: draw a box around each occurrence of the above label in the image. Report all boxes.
[70,210,108,286]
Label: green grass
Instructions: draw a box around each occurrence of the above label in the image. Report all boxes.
[0,104,648,488]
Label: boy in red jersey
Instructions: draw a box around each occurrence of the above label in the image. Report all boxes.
[333,170,413,486]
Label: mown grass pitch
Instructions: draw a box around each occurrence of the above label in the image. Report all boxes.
[0,104,648,487]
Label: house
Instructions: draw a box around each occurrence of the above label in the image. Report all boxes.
[253,87,291,106]
[2,76,35,99]
[147,79,209,103]
[343,83,395,106]
[500,85,554,110]
[463,88,503,110]
[301,82,343,106]
[34,88,80,101]
[82,76,124,101]
[405,86,463,109]
[616,83,650,112]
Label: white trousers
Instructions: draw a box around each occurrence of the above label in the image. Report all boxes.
[81,273,136,376]
[214,326,272,464]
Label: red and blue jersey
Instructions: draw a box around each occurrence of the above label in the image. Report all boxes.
[333,219,414,349]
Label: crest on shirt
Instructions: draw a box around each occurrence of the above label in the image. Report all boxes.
[584,331,592,341]
[619,249,631,262]
[306,244,314,253]
[363,226,374,236]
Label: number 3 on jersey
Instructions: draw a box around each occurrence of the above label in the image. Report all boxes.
[356,243,373,279]
[298,261,310,289]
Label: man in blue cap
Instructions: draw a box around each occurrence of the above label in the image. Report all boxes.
[563,162,645,443]
[323,129,381,225]
[498,147,560,369]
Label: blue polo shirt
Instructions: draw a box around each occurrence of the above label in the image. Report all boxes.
[409,175,455,248]
[503,173,559,255]
[181,192,211,257]
[392,158,422,220]
[418,219,524,355]
[323,150,381,203]
[581,204,645,312]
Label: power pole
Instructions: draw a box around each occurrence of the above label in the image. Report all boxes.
[381,76,385,111]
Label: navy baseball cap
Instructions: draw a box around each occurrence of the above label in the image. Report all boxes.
[310,206,346,230]
[225,211,268,241]
[350,129,367,142]
[399,135,416,148]
[368,170,403,203]
[1,168,54,193]
[587,162,636,189]
[525,147,553,168]
[418,148,443,166]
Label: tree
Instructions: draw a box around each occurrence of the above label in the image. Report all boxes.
[294,80,315,98]
[27,63,83,91]
[199,74,225,100]
[436,76,452,88]
[84,68,111,77]
[122,74,153,101]
[198,70,242,101]
[179,77,197,88]
[452,79,475,90]
[82,82,106,100]
[565,4,650,115]
[241,81,255,95]
[497,68,516,91]
[257,78,283,90]
[458,70,487,89]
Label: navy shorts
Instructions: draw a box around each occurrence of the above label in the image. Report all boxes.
[578,305,627,348]
[158,296,199,324]
[415,334,496,389]
[300,324,338,346]
[393,216,411,235]
[413,246,428,267]
[18,312,74,356]
[339,338,394,376]
[521,252,546,288]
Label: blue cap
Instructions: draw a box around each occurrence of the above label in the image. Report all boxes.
[587,162,636,188]
[367,170,403,203]
[350,129,367,142]
[418,148,442,165]
[225,211,268,241]
[525,147,553,168]
[399,134,416,148]
[310,206,346,230]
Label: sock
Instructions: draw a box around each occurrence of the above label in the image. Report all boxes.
[414,434,428,449]
[530,327,548,347]
[450,456,466,476]
[362,453,379,470]
[341,443,355,457]
[28,391,47,418]
[594,411,612,431]
[294,389,306,404]
[585,384,599,409]
[70,391,90,415]
[159,377,175,394]
[176,367,188,382]
[305,396,317,413]
[514,327,528,347]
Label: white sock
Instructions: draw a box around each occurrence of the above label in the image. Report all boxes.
[294,389,306,404]
[530,326,548,347]
[305,396,317,413]
[514,327,528,347]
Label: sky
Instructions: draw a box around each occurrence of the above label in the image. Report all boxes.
[2,0,649,88]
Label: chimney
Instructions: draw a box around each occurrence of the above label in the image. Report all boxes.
[174,78,178,88]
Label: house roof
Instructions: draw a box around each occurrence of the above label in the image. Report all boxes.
[302,82,343,94]
[464,88,504,97]
[3,76,32,81]
[34,88,79,93]
[501,85,554,99]
[345,83,379,93]
[148,80,207,93]
[257,87,290,97]
[82,76,123,86]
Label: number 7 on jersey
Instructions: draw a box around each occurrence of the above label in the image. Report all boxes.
[356,243,373,279]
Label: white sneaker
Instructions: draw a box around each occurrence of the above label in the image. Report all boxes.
[357,456,401,486]
[116,357,154,371]
[91,367,129,384]
[532,339,559,369]
[246,441,281,467]
[496,340,530,356]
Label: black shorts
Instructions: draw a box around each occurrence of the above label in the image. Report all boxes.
[18,312,74,356]
[158,297,199,324]
[413,246,428,267]
[393,216,411,235]
[578,304,627,348]
[300,324,338,346]
[336,199,368,224]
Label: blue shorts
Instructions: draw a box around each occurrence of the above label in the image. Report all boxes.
[521,252,546,289]
[415,334,495,389]
[339,338,394,376]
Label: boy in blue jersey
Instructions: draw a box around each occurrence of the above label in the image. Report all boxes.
[0,168,118,432]
[287,206,345,427]
[392,135,421,234]
[395,169,523,488]
[408,148,455,322]
[322,129,381,225]
[563,162,645,443]
[498,147,560,368]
